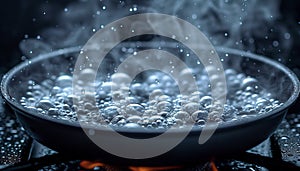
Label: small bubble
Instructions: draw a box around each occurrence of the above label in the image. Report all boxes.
[102,6,106,10]
[192,14,197,19]
[272,41,279,47]
[284,33,291,39]
[110,27,116,31]
[64,8,68,12]
[21,56,27,60]
[224,32,228,37]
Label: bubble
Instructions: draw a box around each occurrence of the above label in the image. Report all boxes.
[191,110,208,121]
[84,102,97,111]
[149,89,163,100]
[127,115,142,123]
[111,73,131,86]
[179,68,193,78]
[225,69,237,77]
[157,101,173,113]
[147,74,162,84]
[148,83,161,92]
[183,102,200,114]
[241,77,260,91]
[112,91,125,101]
[284,33,291,39]
[36,99,55,110]
[56,75,72,88]
[108,114,123,124]
[78,68,96,83]
[144,109,156,116]
[273,41,279,47]
[100,82,118,92]
[149,115,164,123]
[125,104,145,116]
[21,65,283,129]
[158,95,172,102]
[196,119,206,126]
[130,83,147,96]
[200,96,213,107]
[50,86,62,96]
[174,111,190,122]
[124,123,140,129]
[103,106,119,119]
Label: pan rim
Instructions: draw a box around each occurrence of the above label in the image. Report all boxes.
[1,45,299,134]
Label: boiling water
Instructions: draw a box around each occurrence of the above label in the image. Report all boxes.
[20,68,282,129]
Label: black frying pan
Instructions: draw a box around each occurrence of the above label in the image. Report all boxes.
[1,44,299,166]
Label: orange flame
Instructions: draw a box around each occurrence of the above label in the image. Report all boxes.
[210,160,218,171]
[128,166,181,171]
[80,160,218,171]
[80,160,181,171]
[80,160,105,169]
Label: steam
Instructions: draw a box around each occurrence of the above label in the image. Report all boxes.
[19,0,291,63]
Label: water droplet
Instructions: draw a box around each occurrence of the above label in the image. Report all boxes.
[284,33,291,39]
[273,40,279,47]
[192,14,197,19]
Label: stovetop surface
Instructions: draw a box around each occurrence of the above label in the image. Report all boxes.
[0,95,299,171]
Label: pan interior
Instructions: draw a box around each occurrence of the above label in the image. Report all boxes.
[1,42,299,133]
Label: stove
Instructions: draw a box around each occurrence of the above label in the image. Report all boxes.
[0,95,299,170]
